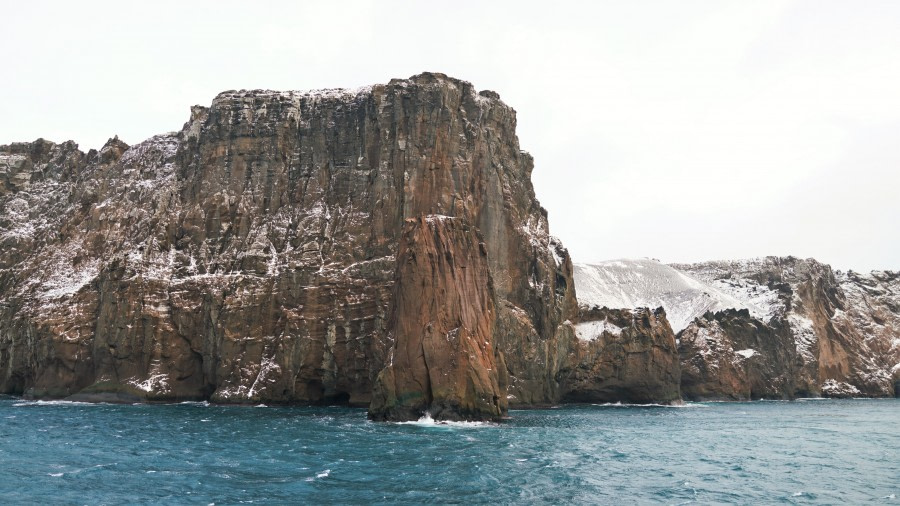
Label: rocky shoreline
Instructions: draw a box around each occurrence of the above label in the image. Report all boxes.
[1,74,897,421]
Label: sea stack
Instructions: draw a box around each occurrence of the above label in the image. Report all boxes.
[368,216,506,421]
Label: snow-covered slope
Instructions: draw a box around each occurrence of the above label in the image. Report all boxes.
[573,259,764,332]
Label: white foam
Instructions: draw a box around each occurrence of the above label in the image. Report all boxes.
[178,401,210,406]
[12,400,98,407]
[395,412,498,427]
[590,402,707,408]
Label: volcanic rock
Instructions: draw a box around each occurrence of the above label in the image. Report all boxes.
[678,309,798,400]
[0,73,576,420]
[368,216,506,421]
[676,257,897,398]
[575,257,899,400]
[561,306,681,403]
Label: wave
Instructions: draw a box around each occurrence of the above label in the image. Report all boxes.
[394,412,499,428]
[305,469,331,482]
[12,400,103,407]
[590,402,707,409]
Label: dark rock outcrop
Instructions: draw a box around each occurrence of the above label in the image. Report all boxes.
[574,257,898,401]
[835,269,900,396]
[368,216,505,421]
[0,73,577,419]
[676,257,898,399]
[678,309,798,400]
[560,306,681,404]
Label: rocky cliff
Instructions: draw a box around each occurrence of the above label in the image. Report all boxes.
[5,73,896,416]
[0,73,577,419]
[562,306,680,403]
[676,257,897,399]
[574,257,898,400]
[677,308,799,400]
[368,216,506,421]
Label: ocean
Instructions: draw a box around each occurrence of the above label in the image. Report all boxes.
[1,397,897,504]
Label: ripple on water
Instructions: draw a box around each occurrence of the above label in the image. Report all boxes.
[0,399,896,503]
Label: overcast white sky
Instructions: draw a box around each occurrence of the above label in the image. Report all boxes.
[3,1,898,271]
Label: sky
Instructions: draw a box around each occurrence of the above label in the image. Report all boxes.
[3,1,899,271]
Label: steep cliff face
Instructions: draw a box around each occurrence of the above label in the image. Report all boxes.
[835,270,900,396]
[573,257,898,400]
[678,309,798,400]
[561,306,680,403]
[676,257,896,398]
[0,73,576,415]
[368,216,506,421]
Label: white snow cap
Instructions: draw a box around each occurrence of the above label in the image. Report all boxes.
[573,258,769,332]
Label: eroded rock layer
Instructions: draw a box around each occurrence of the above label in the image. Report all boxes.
[369,216,505,421]
[0,73,576,416]
[563,306,680,404]
[574,257,899,401]
[678,309,798,400]
[676,257,898,399]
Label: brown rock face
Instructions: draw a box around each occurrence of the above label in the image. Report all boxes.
[0,73,576,418]
[676,257,897,399]
[368,216,506,421]
[678,309,798,400]
[835,270,900,397]
[561,306,681,403]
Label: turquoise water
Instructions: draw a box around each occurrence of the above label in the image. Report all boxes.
[0,397,897,504]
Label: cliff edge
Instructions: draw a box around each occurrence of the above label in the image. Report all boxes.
[0,73,577,420]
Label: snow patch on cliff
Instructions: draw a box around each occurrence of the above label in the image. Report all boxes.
[788,313,817,362]
[128,373,170,394]
[575,319,623,341]
[821,379,861,397]
[670,259,784,323]
[41,260,99,299]
[573,259,756,332]
[735,348,757,359]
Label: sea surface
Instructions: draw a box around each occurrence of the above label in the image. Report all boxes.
[0,397,897,504]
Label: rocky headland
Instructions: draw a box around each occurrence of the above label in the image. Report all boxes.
[0,73,579,421]
[576,257,899,400]
[1,74,897,421]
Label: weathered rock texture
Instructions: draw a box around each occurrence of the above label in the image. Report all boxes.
[835,269,900,396]
[678,309,798,400]
[675,257,899,399]
[0,73,577,418]
[368,216,506,421]
[562,306,680,403]
[573,257,899,401]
